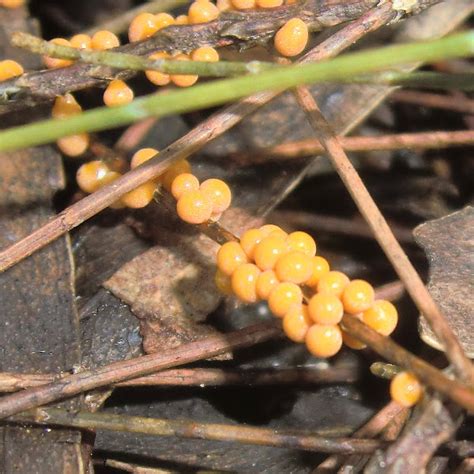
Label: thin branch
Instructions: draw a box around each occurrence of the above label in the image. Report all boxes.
[9,407,387,455]
[236,130,474,164]
[341,314,474,412]
[391,89,474,114]
[373,280,405,301]
[0,0,383,110]
[8,407,472,457]
[0,322,281,419]
[293,86,474,384]
[0,366,359,393]
[12,32,279,77]
[0,4,397,272]
[115,117,158,151]
[313,401,406,473]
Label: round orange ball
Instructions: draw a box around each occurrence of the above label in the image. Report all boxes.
[305,324,342,358]
[362,300,398,336]
[200,178,231,214]
[390,371,423,407]
[171,173,200,200]
[231,263,261,303]
[308,292,343,325]
[317,271,350,297]
[274,250,313,284]
[176,189,213,224]
[268,282,302,318]
[283,304,312,343]
[254,235,288,271]
[217,241,248,276]
[341,279,375,314]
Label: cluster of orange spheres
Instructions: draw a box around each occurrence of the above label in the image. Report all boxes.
[390,371,423,407]
[51,94,90,157]
[43,30,120,70]
[145,46,219,88]
[76,148,192,209]
[172,174,232,224]
[215,225,399,359]
[40,31,134,108]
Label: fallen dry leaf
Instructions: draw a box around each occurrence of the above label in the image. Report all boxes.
[105,204,263,355]
[414,206,474,357]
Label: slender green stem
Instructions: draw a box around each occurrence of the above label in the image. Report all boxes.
[351,71,474,91]
[1,31,473,153]
[12,32,277,77]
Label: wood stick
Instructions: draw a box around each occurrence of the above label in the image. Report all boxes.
[293,86,473,384]
[0,322,281,419]
[313,401,406,472]
[236,130,474,163]
[10,407,387,455]
[0,366,359,393]
[341,315,474,412]
[392,90,474,114]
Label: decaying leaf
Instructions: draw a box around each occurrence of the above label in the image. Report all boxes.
[104,229,222,354]
[413,206,474,357]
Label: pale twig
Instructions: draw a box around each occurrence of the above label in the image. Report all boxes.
[0,366,359,393]
[341,314,474,411]
[236,130,474,164]
[313,401,406,473]
[9,407,473,457]
[392,89,474,114]
[293,86,473,384]
[0,322,281,419]
[7,407,389,455]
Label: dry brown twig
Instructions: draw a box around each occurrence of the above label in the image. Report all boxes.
[392,89,474,115]
[336,398,410,472]
[313,401,407,472]
[0,366,360,393]
[293,86,474,384]
[0,322,281,419]
[234,130,474,164]
[271,210,415,244]
[6,406,472,457]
